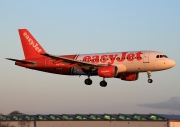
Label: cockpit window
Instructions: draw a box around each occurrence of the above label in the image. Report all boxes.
[163,55,168,58]
[156,55,168,58]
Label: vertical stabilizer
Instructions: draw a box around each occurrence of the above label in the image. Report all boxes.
[18,29,46,59]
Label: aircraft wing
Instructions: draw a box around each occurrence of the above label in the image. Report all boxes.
[6,58,35,64]
[41,53,108,68]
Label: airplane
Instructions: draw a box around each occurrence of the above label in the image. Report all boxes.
[6,29,176,87]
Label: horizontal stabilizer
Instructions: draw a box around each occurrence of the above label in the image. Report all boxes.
[6,58,35,64]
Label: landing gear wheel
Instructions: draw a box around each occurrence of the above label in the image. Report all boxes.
[147,71,153,83]
[148,79,153,83]
[84,78,92,85]
[100,81,107,87]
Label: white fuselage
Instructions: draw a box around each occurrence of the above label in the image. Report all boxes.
[72,51,175,75]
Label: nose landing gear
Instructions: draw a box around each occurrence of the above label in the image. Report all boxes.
[147,71,153,83]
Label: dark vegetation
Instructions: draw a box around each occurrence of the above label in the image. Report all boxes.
[0,111,30,127]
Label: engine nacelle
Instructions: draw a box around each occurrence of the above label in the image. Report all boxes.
[98,66,117,78]
[118,73,139,81]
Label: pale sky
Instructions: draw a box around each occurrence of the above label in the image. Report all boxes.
[0,0,180,115]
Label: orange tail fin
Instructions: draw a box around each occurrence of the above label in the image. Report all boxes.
[18,29,46,59]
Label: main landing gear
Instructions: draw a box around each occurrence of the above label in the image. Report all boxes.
[100,78,107,87]
[147,71,153,83]
[84,77,92,85]
[84,77,107,87]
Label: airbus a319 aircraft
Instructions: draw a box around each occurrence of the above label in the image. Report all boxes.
[6,29,176,87]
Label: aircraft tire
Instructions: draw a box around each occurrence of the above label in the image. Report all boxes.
[84,78,92,85]
[100,81,107,87]
[148,79,153,83]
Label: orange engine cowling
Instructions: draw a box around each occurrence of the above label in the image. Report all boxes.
[119,73,139,81]
[98,66,117,78]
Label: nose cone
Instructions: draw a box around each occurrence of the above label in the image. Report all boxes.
[169,59,176,68]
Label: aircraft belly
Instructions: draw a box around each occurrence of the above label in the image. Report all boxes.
[121,61,147,72]
[71,67,86,75]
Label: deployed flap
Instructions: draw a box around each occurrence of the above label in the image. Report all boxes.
[6,58,35,64]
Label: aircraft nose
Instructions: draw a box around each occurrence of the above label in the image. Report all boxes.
[169,59,176,68]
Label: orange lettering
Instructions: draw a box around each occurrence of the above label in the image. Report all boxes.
[136,52,143,60]
[91,55,99,63]
[108,54,118,64]
[127,53,135,61]
[100,55,107,63]
[116,52,127,62]
[83,56,91,62]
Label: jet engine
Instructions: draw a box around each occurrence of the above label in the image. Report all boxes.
[98,66,118,78]
[118,72,139,81]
